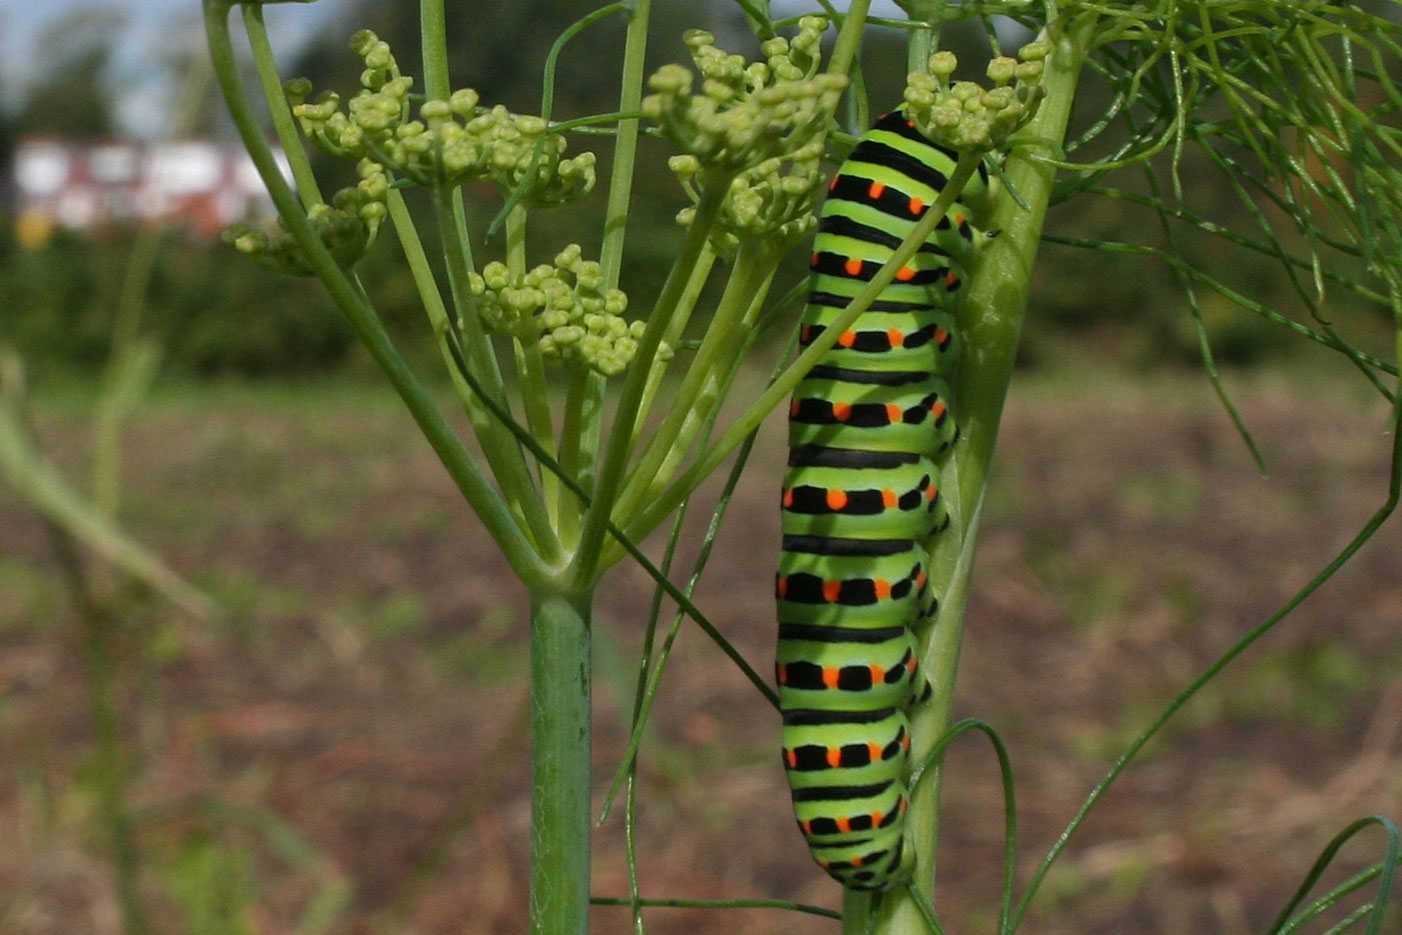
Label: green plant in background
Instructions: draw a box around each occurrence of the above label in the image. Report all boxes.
[204,1,1401,935]
[0,68,352,935]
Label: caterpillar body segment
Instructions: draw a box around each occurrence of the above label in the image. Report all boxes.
[777,110,985,891]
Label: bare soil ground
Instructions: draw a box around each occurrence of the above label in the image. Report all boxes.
[0,365,1398,935]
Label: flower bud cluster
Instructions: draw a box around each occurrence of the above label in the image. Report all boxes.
[223,159,389,275]
[903,41,1051,152]
[468,245,658,377]
[287,31,595,204]
[642,17,847,173]
[670,139,827,255]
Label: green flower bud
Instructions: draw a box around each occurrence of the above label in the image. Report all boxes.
[929,51,958,79]
[450,88,479,115]
[420,99,453,121]
[986,56,1017,85]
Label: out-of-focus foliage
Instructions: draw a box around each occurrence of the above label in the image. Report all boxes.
[9,10,124,140]
[0,227,351,376]
[2,1,1394,378]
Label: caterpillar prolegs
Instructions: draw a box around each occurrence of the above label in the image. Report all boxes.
[776,111,988,891]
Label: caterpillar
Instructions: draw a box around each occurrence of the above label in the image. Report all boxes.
[776,110,988,891]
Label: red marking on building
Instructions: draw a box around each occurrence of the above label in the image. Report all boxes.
[12,136,287,243]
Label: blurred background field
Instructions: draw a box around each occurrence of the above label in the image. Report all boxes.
[0,1,1399,933]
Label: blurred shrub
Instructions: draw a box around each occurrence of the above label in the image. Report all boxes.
[0,225,353,377]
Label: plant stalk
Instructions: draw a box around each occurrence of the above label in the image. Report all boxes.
[529,588,595,935]
[867,17,1095,935]
[204,0,546,588]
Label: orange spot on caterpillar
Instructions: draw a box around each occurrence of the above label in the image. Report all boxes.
[836,816,852,833]
[782,488,794,508]
[908,197,925,215]
[895,265,916,282]
[881,489,897,508]
[801,324,813,343]
[915,571,928,590]
[844,257,863,277]
[786,748,798,769]
[777,663,788,685]
[868,665,884,684]
[804,820,816,837]
[828,175,839,191]
[823,580,842,603]
[827,489,849,511]
[931,400,947,419]
[826,747,842,767]
[789,399,800,418]
[776,575,788,598]
[810,252,820,267]
[887,328,904,347]
[838,330,857,348]
[822,667,840,689]
[870,810,884,827]
[868,181,886,199]
[902,734,912,752]
[954,213,966,226]
[850,853,864,866]
[885,403,902,424]
[926,484,938,502]
[832,402,853,422]
[934,327,950,345]
[867,742,882,762]
[872,579,892,600]
[945,270,960,288]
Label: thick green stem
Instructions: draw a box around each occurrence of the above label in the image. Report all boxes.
[868,18,1095,935]
[530,588,594,935]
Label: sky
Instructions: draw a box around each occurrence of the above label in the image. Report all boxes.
[0,0,920,136]
[0,0,336,134]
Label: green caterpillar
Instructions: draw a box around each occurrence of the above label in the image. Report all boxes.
[776,110,988,891]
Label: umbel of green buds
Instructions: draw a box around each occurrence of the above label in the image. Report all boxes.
[223,159,389,275]
[642,17,847,173]
[468,245,659,378]
[903,40,1052,152]
[286,31,595,204]
[669,139,827,256]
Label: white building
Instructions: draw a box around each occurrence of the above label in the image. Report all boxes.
[12,137,289,245]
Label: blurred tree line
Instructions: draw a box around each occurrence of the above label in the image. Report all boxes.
[0,0,1392,379]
